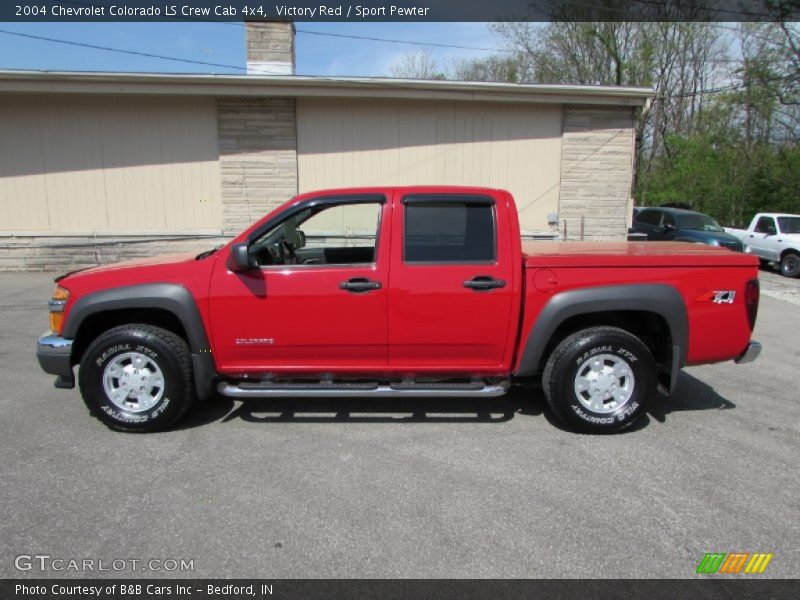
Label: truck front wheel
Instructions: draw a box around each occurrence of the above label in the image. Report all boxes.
[780,252,800,278]
[78,324,195,432]
[542,327,656,433]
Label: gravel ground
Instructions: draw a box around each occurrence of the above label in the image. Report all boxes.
[1,271,798,579]
[759,265,800,306]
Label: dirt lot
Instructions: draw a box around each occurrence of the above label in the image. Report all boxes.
[1,271,798,579]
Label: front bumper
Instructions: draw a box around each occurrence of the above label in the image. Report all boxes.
[36,333,75,388]
[735,341,762,364]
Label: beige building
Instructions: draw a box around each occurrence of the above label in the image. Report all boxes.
[0,22,651,271]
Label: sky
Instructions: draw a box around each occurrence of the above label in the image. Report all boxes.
[0,22,501,77]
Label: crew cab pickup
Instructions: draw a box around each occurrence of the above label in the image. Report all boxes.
[725,213,800,278]
[36,186,762,433]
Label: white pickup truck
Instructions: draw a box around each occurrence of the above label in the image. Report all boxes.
[726,213,800,277]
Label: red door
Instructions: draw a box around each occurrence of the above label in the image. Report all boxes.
[387,189,516,372]
[208,195,391,373]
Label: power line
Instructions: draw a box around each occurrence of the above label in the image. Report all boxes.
[658,72,795,100]
[0,28,246,72]
[293,28,510,53]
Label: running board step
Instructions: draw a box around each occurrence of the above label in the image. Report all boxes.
[217,380,509,399]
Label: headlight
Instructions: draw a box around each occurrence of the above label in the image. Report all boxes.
[49,286,69,334]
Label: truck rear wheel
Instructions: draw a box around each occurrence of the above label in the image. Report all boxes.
[78,324,195,432]
[780,252,800,278]
[542,327,656,433]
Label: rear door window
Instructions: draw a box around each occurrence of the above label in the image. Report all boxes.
[403,196,496,263]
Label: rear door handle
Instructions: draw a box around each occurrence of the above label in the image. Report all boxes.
[463,276,506,291]
[340,277,382,293]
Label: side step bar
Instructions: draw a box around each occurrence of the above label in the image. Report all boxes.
[217,380,510,399]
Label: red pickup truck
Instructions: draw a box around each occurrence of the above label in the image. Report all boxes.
[37,186,761,433]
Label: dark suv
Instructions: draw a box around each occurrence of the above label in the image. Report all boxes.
[631,207,744,251]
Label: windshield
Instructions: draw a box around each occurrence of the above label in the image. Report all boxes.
[676,213,723,232]
[778,216,800,234]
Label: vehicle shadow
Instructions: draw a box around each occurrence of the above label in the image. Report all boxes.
[176,372,735,431]
[647,371,736,423]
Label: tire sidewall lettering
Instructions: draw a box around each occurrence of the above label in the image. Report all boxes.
[95,343,131,367]
[574,344,637,367]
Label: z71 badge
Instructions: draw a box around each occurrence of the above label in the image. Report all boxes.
[696,290,737,304]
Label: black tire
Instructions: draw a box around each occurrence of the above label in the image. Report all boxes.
[541,326,657,433]
[78,324,194,432]
[780,252,800,278]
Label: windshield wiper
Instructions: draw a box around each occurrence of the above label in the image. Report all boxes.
[196,245,223,260]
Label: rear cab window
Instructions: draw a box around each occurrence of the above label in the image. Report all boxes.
[402,195,496,264]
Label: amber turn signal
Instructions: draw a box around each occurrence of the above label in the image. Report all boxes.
[49,286,70,334]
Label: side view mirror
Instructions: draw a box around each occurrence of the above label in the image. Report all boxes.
[296,230,306,249]
[228,242,253,272]
[663,223,676,231]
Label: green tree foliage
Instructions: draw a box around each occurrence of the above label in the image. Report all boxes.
[639,134,800,227]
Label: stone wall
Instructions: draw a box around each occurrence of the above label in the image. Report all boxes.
[217,97,299,235]
[557,107,636,241]
[0,235,228,272]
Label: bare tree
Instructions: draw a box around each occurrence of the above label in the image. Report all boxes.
[450,55,521,83]
[389,49,445,80]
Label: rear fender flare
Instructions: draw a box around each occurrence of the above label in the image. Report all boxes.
[515,284,688,392]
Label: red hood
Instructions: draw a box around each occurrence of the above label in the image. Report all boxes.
[57,250,220,302]
[523,241,759,268]
[64,252,200,278]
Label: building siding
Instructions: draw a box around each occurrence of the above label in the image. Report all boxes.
[0,94,221,233]
[557,107,636,240]
[296,97,563,234]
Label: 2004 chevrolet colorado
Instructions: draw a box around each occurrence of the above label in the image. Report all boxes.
[36,186,762,433]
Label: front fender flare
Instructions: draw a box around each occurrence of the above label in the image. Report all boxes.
[62,283,217,400]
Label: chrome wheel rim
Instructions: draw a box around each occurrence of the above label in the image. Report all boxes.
[102,352,165,413]
[573,353,635,414]
[783,256,798,275]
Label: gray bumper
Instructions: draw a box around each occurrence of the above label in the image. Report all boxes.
[36,333,75,388]
[735,341,762,364]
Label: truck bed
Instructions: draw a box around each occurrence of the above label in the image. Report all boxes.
[522,241,758,268]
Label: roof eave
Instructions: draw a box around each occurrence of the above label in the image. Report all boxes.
[0,70,653,106]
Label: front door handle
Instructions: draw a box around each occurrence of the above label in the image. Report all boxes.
[340,277,382,293]
[463,276,506,291]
